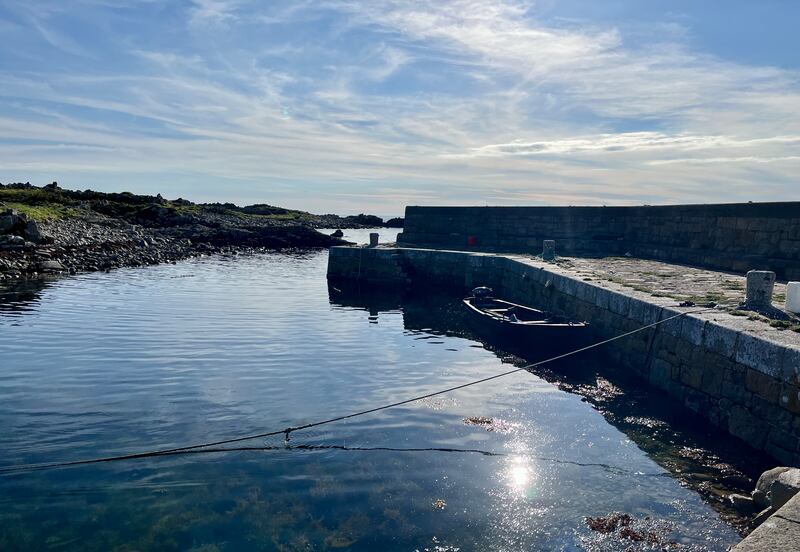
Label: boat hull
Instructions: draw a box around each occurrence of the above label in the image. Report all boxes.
[462,297,590,355]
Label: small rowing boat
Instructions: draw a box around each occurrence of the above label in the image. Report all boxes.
[462,287,589,351]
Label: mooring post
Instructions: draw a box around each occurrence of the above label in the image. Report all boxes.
[745,270,776,309]
[786,282,800,314]
[369,233,379,247]
[542,240,555,261]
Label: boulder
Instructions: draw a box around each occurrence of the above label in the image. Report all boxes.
[0,209,24,234]
[729,493,756,513]
[24,220,42,243]
[770,468,800,510]
[0,214,16,233]
[330,229,344,238]
[0,234,25,249]
[38,260,65,273]
[753,466,792,508]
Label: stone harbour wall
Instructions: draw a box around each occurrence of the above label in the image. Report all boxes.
[328,246,800,466]
[397,203,800,280]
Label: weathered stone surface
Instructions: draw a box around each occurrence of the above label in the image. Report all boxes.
[729,493,756,512]
[730,405,770,449]
[782,347,800,385]
[37,260,65,273]
[680,315,706,346]
[746,370,782,403]
[736,333,784,379]
[400,203,800,280]
[732,514,800,551]
[607,291,630,316]
[753,466,792,508]
[0,213,16,233]
[777,489,800,523]
[780,384,800,415]
[770,468,800,509]
[699,360,725,396]
[24,220,41,243]
[704,321,738,359]
[746,270,776,309]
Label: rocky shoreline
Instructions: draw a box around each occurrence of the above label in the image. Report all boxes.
[0,182,399,280]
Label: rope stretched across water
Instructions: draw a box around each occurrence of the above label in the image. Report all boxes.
[0,307,714,475]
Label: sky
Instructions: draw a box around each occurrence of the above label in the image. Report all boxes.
[0,0,799,215]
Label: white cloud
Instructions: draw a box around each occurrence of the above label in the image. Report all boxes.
[188,0,239,26]
[449,133,800,158]
[1,0,799,213]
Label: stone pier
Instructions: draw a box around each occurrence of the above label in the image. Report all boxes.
[328,246,800,466]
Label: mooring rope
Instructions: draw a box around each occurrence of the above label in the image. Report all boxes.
[0,307,714,475]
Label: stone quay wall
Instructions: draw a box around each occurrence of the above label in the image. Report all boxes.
[328,246,800,466]
[397,203,800,280]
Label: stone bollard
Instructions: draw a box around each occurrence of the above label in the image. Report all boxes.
[369,233,379,247]
[542,240,555,261]
[746,270,776,309]
[786,282,800,314]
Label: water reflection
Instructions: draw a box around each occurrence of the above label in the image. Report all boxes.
[0,277,51,315]
[328,279,771,534]
[0,254,757,550]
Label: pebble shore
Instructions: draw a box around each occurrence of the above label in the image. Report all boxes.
[0,199,354,280]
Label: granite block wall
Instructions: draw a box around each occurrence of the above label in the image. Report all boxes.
[397,203,800,280]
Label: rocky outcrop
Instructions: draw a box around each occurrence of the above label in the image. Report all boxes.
[0,209,44,250]
[0,185,353,280]
[741,466,800,530]
[752,467,793,509]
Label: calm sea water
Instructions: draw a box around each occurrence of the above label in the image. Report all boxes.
[0,230,757,551]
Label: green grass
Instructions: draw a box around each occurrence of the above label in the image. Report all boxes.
[720,279,744,290]
[2,201,80,221]
[0,188,82,221]
[768,319,800,332]
[168,201,316,223]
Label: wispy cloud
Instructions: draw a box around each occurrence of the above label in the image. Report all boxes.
[188,0,240,25]
[0,0,798,212]
[449,133,800,159]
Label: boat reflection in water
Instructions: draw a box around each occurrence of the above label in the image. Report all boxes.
[462,286,590,355]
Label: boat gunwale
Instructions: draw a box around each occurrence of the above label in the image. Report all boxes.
[462,297,588,328]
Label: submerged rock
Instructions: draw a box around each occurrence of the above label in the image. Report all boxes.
[729,493,756,513]
[584,512,676,548]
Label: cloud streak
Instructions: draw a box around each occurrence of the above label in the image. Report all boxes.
[0,0,798,212]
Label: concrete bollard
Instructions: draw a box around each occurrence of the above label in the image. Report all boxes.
[369,233,379,247]
[746,270,776,308]
[786,282,800,314]
[542,240,555,261]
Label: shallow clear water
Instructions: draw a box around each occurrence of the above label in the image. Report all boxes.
[0,233,754,551]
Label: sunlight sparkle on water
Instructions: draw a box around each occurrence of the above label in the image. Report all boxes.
[504,455,539,499]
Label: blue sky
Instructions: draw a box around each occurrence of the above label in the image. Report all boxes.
[0,1,798,214]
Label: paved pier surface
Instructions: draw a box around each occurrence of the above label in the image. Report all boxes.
[732,492,800,551]
[328,246,800,466]
[557,256,790,315]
